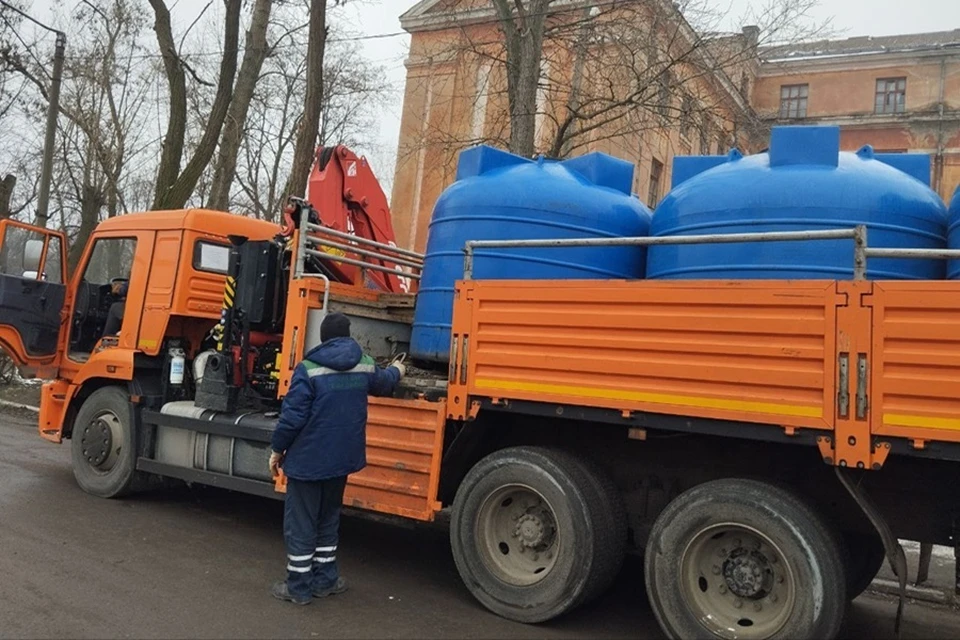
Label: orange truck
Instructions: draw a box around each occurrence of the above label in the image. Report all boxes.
[1,168,959,639]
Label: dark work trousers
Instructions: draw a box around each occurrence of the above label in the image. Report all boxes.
[284,475,348,598]
[103,301,125,336]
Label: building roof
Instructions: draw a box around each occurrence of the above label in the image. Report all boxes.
[762,29,960,62]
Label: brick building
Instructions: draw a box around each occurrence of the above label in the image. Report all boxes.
[391,1,960,252]
[754,30,960,201]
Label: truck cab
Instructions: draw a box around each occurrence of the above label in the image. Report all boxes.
[0,201,435,504]
[0,211,279,440]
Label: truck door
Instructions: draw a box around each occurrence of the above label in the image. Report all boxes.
[0,220,67,373]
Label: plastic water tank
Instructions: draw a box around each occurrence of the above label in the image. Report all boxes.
[410,145,652,363]
[949,186,960,279]
[646,126,948,280]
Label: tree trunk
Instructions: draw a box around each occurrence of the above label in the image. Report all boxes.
[551,6,593,159]
[68,184,105,271]
[284,0,327,201]
[0,174,15,218]
[491,0,552,158]
[150,0,242,210]
[208,0,273,212]
[148,0,187,210]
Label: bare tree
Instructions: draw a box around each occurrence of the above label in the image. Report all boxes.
[233,20,391,221]
[148,0,242,210]
[0,174,14,217]
[320,35,392,148]
[2,0,152,266]
[2,0,390,232]
[206,0,273,211]
[234,51,304,221]
[490,0,551,158]
[284,0,327,200]
[0,1,38,220]
[428,0,828,159]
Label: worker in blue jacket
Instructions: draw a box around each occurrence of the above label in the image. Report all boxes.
[269,312,405,605]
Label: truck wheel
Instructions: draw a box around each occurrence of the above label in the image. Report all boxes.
[71,386,140,498]
[450,446,619,623]
[574,454,627,604]
[843,531,886,600]
[645,478,846,640]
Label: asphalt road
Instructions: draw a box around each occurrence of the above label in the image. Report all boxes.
[2,409,959,640]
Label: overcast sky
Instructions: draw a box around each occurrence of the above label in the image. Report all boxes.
[346,0,960,179]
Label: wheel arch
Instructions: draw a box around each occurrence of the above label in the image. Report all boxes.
[63,378,122,439]
[438,410,629,506]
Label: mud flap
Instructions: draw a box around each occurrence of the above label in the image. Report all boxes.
[835,467,907,638]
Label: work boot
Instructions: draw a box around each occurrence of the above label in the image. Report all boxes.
[313,577,348,598]
[272,580,311,605]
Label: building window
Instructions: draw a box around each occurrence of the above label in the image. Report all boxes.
[699,122,710,154]
[657,73,672,117]
[779,84,808,119]
[648,159,664,206]
[679,96,693,139]
[875,77,906,114]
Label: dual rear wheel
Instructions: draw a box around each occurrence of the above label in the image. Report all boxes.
[449,446,626,623]
[452,452,856,640]
[645,479,847,639]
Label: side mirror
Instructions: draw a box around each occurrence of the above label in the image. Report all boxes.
[23,239,44,274]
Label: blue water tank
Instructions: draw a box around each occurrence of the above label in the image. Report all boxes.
[949,186,960,279]
[410,145,652,363]
[647,126,948,280]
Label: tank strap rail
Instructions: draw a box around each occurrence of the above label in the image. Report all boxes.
[294,202,424,281]
[462,225,960,281]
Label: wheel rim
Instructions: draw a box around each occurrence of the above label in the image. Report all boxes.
[679,523,796,639]
[79,410,123,472]
[476,484,560,586]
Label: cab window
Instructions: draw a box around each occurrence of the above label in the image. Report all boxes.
[43,236,63,284]
[83,238,136,284]
[69,237,138,359]
[0,224,44,279]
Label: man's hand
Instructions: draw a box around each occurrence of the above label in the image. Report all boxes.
[269,451,284,478]
[390,353,406,378]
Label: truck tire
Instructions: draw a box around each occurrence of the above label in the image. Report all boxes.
[843,531,886,600]
[572,454,627,604]
[645,478,846,640]
[450,446,619,623]
[71,386,140,498]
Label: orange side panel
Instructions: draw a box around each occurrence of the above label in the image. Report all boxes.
[452,279,839,430]
[116,230,155,353]
[342,397,445,521]
[138,230,183,355]
[274,397,446,520]
[38,379,71,442]
[269,397,447,521]
[870,281,960,445]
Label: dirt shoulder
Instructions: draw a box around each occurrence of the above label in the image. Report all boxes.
[0,381,42,408]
